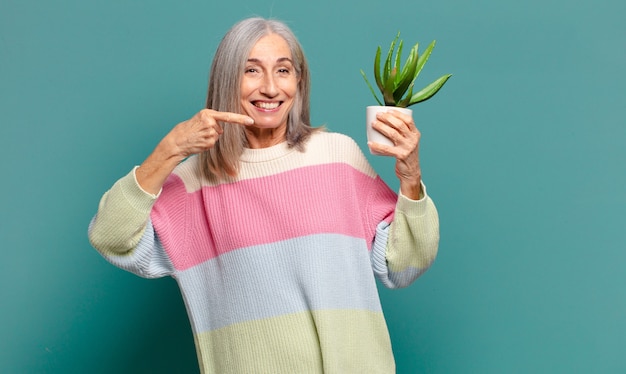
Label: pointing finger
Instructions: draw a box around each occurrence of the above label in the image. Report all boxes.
[209,110,255,126]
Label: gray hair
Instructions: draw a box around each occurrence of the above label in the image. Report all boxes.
[200,17,319,180]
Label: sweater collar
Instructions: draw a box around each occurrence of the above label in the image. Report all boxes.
[240,141,295,163]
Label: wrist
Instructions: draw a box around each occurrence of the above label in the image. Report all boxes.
[399,179,422,200]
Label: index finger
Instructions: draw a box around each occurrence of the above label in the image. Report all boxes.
[385,109,414,126]
[211,111,255,126]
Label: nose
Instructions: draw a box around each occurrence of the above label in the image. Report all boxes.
[259,74,278,97]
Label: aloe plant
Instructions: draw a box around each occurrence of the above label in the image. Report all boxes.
[361,32,452,108]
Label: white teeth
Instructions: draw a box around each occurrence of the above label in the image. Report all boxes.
[255,102,280,109]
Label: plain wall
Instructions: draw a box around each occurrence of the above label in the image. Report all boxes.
[1,0,624,372]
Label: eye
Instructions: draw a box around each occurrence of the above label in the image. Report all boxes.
[245,66,259,74]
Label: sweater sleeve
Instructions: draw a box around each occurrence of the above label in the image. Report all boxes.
[371,182,440,288]
[87,167,174,278]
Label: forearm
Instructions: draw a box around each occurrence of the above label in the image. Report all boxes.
[136,138,186,195]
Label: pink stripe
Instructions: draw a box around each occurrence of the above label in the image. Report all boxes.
[151,163,397,270]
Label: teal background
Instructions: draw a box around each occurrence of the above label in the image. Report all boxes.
[1,0,624,372]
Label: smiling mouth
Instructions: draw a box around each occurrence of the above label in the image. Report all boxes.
[253,101,281,110]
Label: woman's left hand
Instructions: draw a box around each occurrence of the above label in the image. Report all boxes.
[368,110,423,200]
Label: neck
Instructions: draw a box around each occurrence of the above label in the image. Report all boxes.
[245,126,287,149]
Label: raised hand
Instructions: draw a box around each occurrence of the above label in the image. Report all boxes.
[367,110,423,200]
[136,109,254,194]
[165,109,254,158]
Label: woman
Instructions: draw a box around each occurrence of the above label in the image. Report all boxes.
[88,17,439,373]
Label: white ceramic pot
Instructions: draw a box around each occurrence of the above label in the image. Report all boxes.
[366,106,412,154]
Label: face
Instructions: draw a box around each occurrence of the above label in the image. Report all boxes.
[240,33,299,134]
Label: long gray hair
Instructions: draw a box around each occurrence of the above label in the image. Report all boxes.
[200,17,319,180]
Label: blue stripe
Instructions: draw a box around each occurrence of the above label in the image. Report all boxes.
[175,234,383,333]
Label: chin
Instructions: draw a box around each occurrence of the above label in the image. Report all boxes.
[252,120,287,129]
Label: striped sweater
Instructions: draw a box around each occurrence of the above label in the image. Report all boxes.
[88,131,439,373]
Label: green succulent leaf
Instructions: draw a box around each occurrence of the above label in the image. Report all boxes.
[393,43,419,103]
[394,40,404,82]
[397,85,414,108]
[373,47,383,93]
[382,33,399,86]
[408,73,452,106]
[383,67,397,105]
[412,40,436,85]
[360,69,383,106]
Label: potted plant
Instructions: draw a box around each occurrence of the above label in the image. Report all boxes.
[361,32,452,153]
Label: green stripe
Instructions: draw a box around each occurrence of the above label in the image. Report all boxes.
[194,309,395,374]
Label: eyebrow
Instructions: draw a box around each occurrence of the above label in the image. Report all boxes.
[247,57,294,64]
